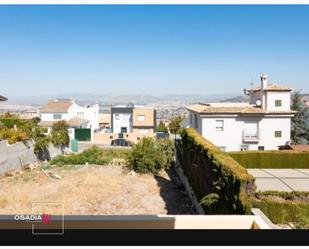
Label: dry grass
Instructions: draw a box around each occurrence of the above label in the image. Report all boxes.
[0,164,186,215]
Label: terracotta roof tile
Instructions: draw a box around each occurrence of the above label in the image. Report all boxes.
[41,99,74,113]
[248,84,292,92]
[187,103,296,115]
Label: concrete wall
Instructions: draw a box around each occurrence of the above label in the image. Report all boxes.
[0,140,67,175]
[93,132,156,144]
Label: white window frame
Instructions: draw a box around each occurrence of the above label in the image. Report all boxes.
[215,120,224,131]
[137,115,146,121]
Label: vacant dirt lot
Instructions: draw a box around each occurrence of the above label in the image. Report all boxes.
[0,164,195,215]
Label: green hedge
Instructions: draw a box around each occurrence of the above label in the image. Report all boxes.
[253,197,309,228]
[179,128,256,214]
[229,151,309,169]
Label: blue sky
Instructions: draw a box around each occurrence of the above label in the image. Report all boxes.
[0,5,309,97]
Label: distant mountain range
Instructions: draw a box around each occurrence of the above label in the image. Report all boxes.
[220,95,249,103]
[5,93,240,106]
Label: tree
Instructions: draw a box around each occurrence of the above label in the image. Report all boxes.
[127,137,174,174]
[51,120,70,150]
[291,90,309,144]
[155,121,168,133]
[168,115,184,135]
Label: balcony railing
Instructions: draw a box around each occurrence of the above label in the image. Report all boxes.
[242,129,260,142]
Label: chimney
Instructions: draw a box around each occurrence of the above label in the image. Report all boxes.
[260,74,268,90]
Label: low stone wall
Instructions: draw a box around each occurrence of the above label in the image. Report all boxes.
[0,140,66,175]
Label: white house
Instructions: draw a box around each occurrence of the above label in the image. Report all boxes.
[186,75,296,151]
[39,99,99,140]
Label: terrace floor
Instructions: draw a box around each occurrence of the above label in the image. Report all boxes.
[247,169,309,192]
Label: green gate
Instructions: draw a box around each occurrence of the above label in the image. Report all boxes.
[71,139,78,152]
[75,128,91,141]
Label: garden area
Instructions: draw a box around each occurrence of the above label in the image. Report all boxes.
[0,136,196,215]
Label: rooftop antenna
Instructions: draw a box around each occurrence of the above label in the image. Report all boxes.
[250,77,254,89]
[243,77,254,96]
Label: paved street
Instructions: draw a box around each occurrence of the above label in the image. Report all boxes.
[247,169,309,192]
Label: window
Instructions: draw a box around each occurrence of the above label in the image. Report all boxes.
[275,100,282,107]
[53,113,62,120]
[258,146,265,151]
[275,131,282,138]
[240,145,249,151]
[115,114,119,120]
[190,114,193,124]
[194,114,198,129]
[215,120,224,131]
[137,115,146,121]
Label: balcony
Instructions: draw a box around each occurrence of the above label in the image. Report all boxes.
[242,129,260,143]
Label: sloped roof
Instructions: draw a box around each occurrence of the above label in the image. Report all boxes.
[248,84,292,92]
[41,99,74,113]
[38,117,89,128]
[68,117,89,127]
[187,103,296,115]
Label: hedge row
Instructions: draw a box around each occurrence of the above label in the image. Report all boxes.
[179,128,256,214]
[229,150,309,169]
[253,197,309,228]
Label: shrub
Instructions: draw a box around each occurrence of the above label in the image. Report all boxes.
[51,120,70,148]
[253,197,309,227]
[128,137,174,174]
[50,146,129,166]
[179,128,255,214]
[0,127,29,144]
[229,150,309,169]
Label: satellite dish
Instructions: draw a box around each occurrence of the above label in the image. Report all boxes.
[256,99,262,107]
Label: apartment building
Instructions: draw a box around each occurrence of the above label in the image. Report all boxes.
[187,74,295,151]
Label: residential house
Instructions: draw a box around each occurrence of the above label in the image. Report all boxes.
[39,99,99,141]
[99,113,111,130]
[187,74,295,151]
[111,104,156,134]
[20,108,40,120]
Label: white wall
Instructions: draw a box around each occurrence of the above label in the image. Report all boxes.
[40,112,70,121]
[265,92,291,111]
[112,113,132,133]
[258,117,291,150]
[193,114,292,151]
[73,104,100,131]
